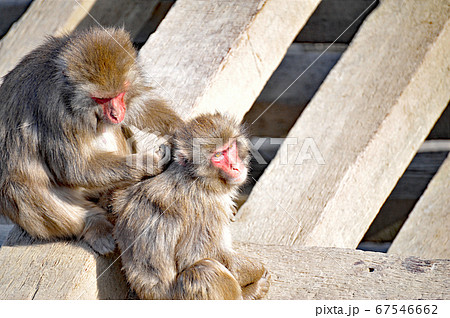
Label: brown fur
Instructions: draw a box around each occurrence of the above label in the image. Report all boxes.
[113,113,270,299]
[0,27,181,254]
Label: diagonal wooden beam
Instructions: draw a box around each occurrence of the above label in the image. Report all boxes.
[139,0,321,119]
[389,154,450,259]
[232,0,450,248]
[0,0,160,80]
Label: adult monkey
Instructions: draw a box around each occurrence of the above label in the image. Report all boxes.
[0,28,181,254]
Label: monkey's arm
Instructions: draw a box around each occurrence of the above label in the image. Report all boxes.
[43,137,162,189]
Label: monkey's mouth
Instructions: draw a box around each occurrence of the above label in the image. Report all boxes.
[227,166,248,185]
[103,102,126,124]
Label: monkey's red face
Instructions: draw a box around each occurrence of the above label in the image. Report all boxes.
[211,141,248,185]
[91,92,126,124]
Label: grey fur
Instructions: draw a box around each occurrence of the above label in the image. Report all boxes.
[0,28,181,255]
[113,113,270,299]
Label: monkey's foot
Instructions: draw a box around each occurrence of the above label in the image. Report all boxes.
[242,269,271,300]
[82,219,116,255]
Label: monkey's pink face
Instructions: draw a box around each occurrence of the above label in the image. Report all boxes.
[91,92,126,124]
[211,141,248,185]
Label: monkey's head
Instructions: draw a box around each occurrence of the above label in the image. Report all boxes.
[60,28,140,125]
[174,113,251,188]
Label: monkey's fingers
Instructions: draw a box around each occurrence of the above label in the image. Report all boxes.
[156,143,172,169]
[241,269,271,300]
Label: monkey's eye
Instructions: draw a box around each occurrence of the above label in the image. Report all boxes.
[91,96,113,104]
[212,152,224,162]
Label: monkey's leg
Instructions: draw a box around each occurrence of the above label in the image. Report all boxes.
[172,259,242,300]
[225,254,271,300]
[3,183,115,255]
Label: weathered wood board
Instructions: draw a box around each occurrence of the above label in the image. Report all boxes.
[296,0,379,43]
[236,243,450,300]
[388,154,450,259]
[133,0,176,48]
[0,0,32,39]
[73,0,160,40]
[428,103,450,139]
[364,141,450,242]
[0,0,95,79]
[139,0,321,119]
[244,42,347,138]
[0,0,159,80]
[0,226,127,300]
[1,227,448,300]
[232,0,450,248]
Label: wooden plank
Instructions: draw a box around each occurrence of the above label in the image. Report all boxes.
[139,0,321,119]
[0,0,95,79]
[0,0,321,299]
[388,154,450,259]
[0,0,159,80]
[2,226,448,299]
[0,0,32,39]
[0,226,128,300]
[74,0,160,40]
[363,142,449,242]
[244,42,347,138]
[232,0,450,248]
[295,0,379,43]
[133,0,176,49]
[428,103,450,139]
[236,243,450,300]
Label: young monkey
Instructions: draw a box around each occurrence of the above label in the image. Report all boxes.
[113,113,270,300]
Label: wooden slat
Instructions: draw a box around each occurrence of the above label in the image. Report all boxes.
[74,0,160,40]
[0,226,127,300]
[243,42,347,138]
[236,243,450,300]
[232,0,450,248]
[295,0,378,43]
[0,0,31,39]
[2,226,448,300]
[0,0,160,80]
[0,0,95,79]
[363,142,450,242]
[0,0,321,299]
[388,154,450,259]
[139,0,321,119]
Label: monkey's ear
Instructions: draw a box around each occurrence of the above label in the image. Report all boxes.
[175,151,188,166]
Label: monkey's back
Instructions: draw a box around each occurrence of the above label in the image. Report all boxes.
[0,36,70,182]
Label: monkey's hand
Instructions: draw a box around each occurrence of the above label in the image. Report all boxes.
[227,254,271,300]
[241,268,271,300]
[131,145,170,178]
[129,129,172,177]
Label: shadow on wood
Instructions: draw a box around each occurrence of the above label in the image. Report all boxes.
[0,226,128,300]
